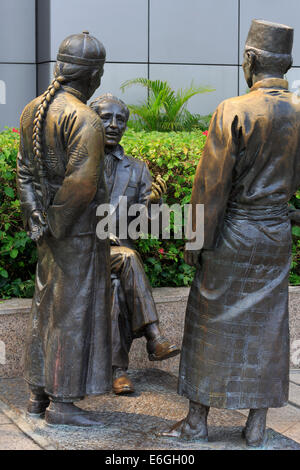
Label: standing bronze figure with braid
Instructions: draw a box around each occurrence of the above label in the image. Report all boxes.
[17,32,111,426]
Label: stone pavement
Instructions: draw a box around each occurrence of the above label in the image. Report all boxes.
[0,410,41,450]
[0,369,299,451]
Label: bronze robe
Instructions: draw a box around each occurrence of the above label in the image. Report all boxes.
[17,87,111,400]
[179,78,300,409]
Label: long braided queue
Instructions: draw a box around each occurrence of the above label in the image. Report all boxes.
[32,75,65,212]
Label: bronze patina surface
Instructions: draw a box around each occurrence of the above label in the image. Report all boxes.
[17,32,111,426]
[167,19,300,446]
[90,94,180,394]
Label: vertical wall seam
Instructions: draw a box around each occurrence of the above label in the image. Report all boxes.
[147,0,150,101]
[35,0,38,97]
[238,0,241,95]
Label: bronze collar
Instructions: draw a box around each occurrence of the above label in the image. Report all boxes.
[105,144,125,161]
[61,85,87,103]
[250,78,289,92]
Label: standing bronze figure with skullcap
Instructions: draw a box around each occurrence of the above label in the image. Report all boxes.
[161,20,300,447]
[17,32,111,426]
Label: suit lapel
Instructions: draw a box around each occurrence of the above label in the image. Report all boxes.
[110,156,132,212]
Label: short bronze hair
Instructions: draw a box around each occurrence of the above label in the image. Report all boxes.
[90,93,130,121]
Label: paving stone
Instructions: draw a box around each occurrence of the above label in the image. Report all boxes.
[282,423,300,444]
[290,371,300,386]
[0,412,12,425]
[0,424,40,450]
[237,405,300,437]
[289,382,300,408]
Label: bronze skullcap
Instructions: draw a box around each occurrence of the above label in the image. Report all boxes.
[57,32,106,66]
[246,19,294,55]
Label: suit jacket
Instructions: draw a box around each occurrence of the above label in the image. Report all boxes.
[108,145,156,249]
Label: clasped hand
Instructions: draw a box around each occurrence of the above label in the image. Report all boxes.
[27,210,48,242]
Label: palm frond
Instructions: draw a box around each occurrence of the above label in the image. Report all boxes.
[121,78,214,132]
[121,78,174,100]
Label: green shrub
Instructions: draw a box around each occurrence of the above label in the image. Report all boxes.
[289,191,300,285]
[0,128,36,299]
[0,126,300,297]
[122,129,208,287]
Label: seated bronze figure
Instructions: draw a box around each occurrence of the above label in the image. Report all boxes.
[90,94,180,395]
[161,20,300,447]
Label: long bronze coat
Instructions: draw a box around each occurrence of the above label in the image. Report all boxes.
[178,78,300,409]
[17,86,111,400]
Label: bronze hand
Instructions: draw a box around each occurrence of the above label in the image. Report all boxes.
[150,174,167,203]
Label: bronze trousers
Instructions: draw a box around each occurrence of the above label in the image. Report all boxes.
[110,246,159,369]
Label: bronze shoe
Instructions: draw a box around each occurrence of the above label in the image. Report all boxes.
[113,371,135,395]
[147,336,180,361]
[45,402,106,427]
[27,392,50,416]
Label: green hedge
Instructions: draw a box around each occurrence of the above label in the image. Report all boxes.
[0,128,37,298]
[122,129,207,287]
[0,127,299,299]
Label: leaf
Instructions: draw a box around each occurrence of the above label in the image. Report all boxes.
[4,186,14,198]
[121,78,213,131]
[292,226,300,237]
[10,249,18,259]
[0,269,8,279]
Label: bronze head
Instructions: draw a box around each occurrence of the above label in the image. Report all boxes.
[54,31,106,100]
[33,32,106,164]
[242,19,294,88]
[90,94,130,150]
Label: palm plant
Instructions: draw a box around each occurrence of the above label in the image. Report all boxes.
[120,78,214,132]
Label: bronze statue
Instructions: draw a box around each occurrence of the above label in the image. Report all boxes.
[17,32,112,426]
[161,20,300,447]
[90,94,180,395]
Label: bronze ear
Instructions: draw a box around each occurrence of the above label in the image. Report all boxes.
[247,50,257,73]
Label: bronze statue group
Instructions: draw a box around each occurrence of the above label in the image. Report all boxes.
[16,20,300,447]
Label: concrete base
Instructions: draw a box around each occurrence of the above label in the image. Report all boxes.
[0,299,32,379]
[0,286,299,379]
